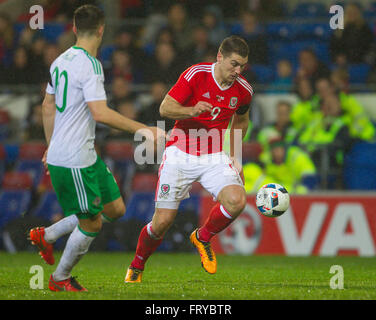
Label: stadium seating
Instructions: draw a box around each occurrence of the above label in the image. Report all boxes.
[32,191,63,222]
[104,140,135,187]
[2,172,33,190]
[0,145,5,186]
[344,142,376,190]
[15,142,47,187]
[131,172,158,192]
[120,192,155,222]
[291,2,328,18]
[40,23,66,43]
[0,109,10,142]
[0,172,33,229]
[347,64,371,84]
[251,65,275,84]
[0,190,32,229]
[266,22,296,41]
[293,23,332,41]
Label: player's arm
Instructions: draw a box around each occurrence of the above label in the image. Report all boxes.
[88,100,165,141]
[42,92,56,146]
[159,94,213,120]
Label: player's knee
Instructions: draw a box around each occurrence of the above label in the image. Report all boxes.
[225,192,246,216]
[81,214,102,234]
[114,201,126,219]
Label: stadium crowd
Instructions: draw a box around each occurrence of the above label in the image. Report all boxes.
[1,0,376,227]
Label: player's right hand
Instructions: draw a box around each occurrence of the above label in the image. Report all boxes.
[190,101,213,117]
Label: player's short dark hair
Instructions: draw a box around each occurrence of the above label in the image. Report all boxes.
[219,36,249,58]
[73,4,105,36]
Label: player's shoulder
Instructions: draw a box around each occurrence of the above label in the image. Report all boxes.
[235,74,254,97]
[182,62,212,82]
[67,46,103,76]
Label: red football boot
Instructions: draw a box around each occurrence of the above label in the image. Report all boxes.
[29,227,55,265]
[49,275,88,292]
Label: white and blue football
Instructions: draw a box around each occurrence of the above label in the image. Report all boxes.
[256,183,290,217]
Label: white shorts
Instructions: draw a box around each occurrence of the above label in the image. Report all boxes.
[155,146,244,210]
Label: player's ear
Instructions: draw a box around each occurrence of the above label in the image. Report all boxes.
[98,24,105,37]
[72,24,77,35]
[217,51,223,63]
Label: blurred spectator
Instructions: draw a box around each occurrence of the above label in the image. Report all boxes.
[107,98,137,140]
[329,3,373,64]
[106,49,141,83]
[22,100,45,141]
[330,68,350,93]
[231,10,268,65]
[247,0,285,20]
[201,5,228,47]
[5,46,36,84]
[143,26,177,57]
[315,77,375,142]
[57,29,75,52]
[290,78,319,132]
[144,42,184,84]
[137,81,175,132]
[55,0,99,22]
[258,101,296,149]
[108,76,135,108]
[203,47,218,63]
[269,59,293,92]
[297,93,354,178]
[120,0,146,18]
[184,24,216,65]
[243,140,316,194]
[113,27,146,69]
[165,3,194,51]
[295,48,330,89]
[0,12,15,65]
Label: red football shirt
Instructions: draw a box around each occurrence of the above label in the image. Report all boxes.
[166,62,254,155]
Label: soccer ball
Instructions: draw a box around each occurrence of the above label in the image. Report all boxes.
[256,183,290,217]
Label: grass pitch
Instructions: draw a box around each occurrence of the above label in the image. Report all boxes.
[0,252,376,300]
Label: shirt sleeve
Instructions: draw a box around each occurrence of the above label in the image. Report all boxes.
[46,65,55,95]
[167,72,193,105]
[81,60,107,102]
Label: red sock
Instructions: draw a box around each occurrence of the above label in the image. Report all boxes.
[198,203,234,242]
[130,222,163,271]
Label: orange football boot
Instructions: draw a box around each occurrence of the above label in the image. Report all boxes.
[29,227,55,265]
[190,229,217,274]
[49,275,87,292]
[125,266,143,283]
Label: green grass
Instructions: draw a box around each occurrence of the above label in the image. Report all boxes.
[0,252,376,300]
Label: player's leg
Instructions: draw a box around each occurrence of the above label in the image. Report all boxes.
[198,184,246,242]
[49,214,102,292]
[191,154,245,274]
[30,158,124,265]
[125,207,177,283]
[97,157,125,222]
[126,146,193,282]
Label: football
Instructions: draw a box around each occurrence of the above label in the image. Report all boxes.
[256,183,290,217]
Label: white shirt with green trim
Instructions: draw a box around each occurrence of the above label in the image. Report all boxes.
[46,46,106,168]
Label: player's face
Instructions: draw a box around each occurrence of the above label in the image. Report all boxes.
[218,53,248,83]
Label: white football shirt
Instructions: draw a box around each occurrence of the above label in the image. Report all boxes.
[46,46,106,168]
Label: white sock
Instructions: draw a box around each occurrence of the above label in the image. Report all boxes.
[53,226,96,281]
[44,215,78,244]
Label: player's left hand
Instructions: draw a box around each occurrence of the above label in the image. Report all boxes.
[42,149,49,175]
